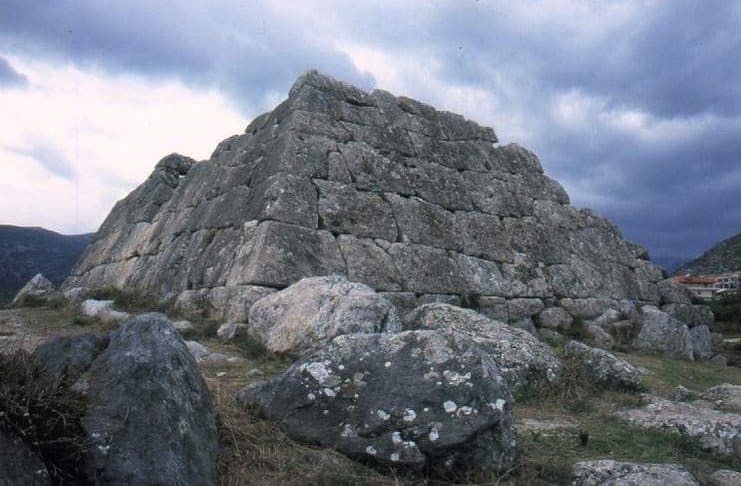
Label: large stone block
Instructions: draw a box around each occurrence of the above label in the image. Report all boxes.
[386,193,461,251]
[227,220,346,287]
[315,180,398,241]
[337,236,403,291]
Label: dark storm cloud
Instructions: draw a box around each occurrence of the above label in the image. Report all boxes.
[12,141,77,180]
[0,56,27,86]
[0,0,374,111]
[1,0,739,259]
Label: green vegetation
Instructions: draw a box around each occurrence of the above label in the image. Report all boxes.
[510,416,737,484]
[71,315,94,327]
[711,293,741,327]
[89,286,170,314]
[623,352,741,395]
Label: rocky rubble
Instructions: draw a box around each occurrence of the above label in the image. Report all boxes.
[617,394,741,458]
[572,460,699,485]
[11,273,54,305]
[237,329,516,477]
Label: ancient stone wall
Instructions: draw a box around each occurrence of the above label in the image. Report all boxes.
[65,71,667,324]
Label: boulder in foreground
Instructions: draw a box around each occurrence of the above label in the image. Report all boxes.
[32,313,218,485]
[237,329,516,477]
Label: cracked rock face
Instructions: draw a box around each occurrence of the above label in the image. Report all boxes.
[564,340,641,390]
[237,329,516,477]
[617,395,741,458]
[405,303,559,391]
[248,275,401,356]
[63,70,676,325]
[572,460,698,485]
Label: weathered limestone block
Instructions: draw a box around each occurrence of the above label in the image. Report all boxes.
[386,193,461,251]
[12,273,54,305]
[506,298,545,320]
[536,306,573,331]
[315,180,397,241]
[247,173,318,228]
[572,460,698,486]
[248,276,401,356]
[338,141,415,195]
[337,236,403,291]
[617,395,741,458]
[690,325,714,360]
[406,304,560,391]
[661,303,714,328]
[227,221,346,287]
[564,340,641,390]
[634,307,694,360]
[658,278,694,305]
[456,211,514,263]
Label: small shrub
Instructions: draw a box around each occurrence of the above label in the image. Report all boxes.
[234,335,271,360]
[12,294,46,308]
[201,320,221,338]
[564,316,589,341]
[89,286,167,313]
[0,350,90,484]
[71,315,94,327]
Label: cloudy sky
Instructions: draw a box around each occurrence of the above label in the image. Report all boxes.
[1,0,739,261]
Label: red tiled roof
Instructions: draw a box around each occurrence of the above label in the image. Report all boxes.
[674,275,716,285]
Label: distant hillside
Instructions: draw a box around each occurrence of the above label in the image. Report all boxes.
[0,225,92,304]
[675,231,741,275]
[651,255,688,274]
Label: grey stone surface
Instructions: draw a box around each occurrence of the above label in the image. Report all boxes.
[572,460,698,486]
[690,325,714,360]
[77,314,218,484]
[248,276,401,356]
[0,430,49,485]
[79,299,130,324]
[661,303,714,328]
[63,70,672,327]
[536,306,573,331]
[708,469,741,486]
[217,321,248,342]
[702,384,741,413]
[564,340,641,390]
[406,304,560,391]
[237,329,516,476]
[657,278,694,305]
[634,307,694,360]
[12,273,54,305]
[617,395,741,458]
[32,333,109,385]
[585,324,615,350]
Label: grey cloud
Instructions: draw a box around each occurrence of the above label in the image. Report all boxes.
[1,0,739,259]
[0,0,374,111]
[0,56,26,86]
[13,141,77,180]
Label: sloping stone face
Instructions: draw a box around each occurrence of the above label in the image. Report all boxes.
[64,70,675,321]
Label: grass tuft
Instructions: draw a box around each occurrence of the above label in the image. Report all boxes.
[0,349,90,484]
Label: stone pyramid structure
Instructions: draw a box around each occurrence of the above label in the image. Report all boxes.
[65,70,667,323]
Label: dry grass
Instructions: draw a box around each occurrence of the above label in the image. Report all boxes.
[206,366,400,486]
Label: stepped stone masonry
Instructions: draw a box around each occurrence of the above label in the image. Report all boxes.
[65,70,690,323]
